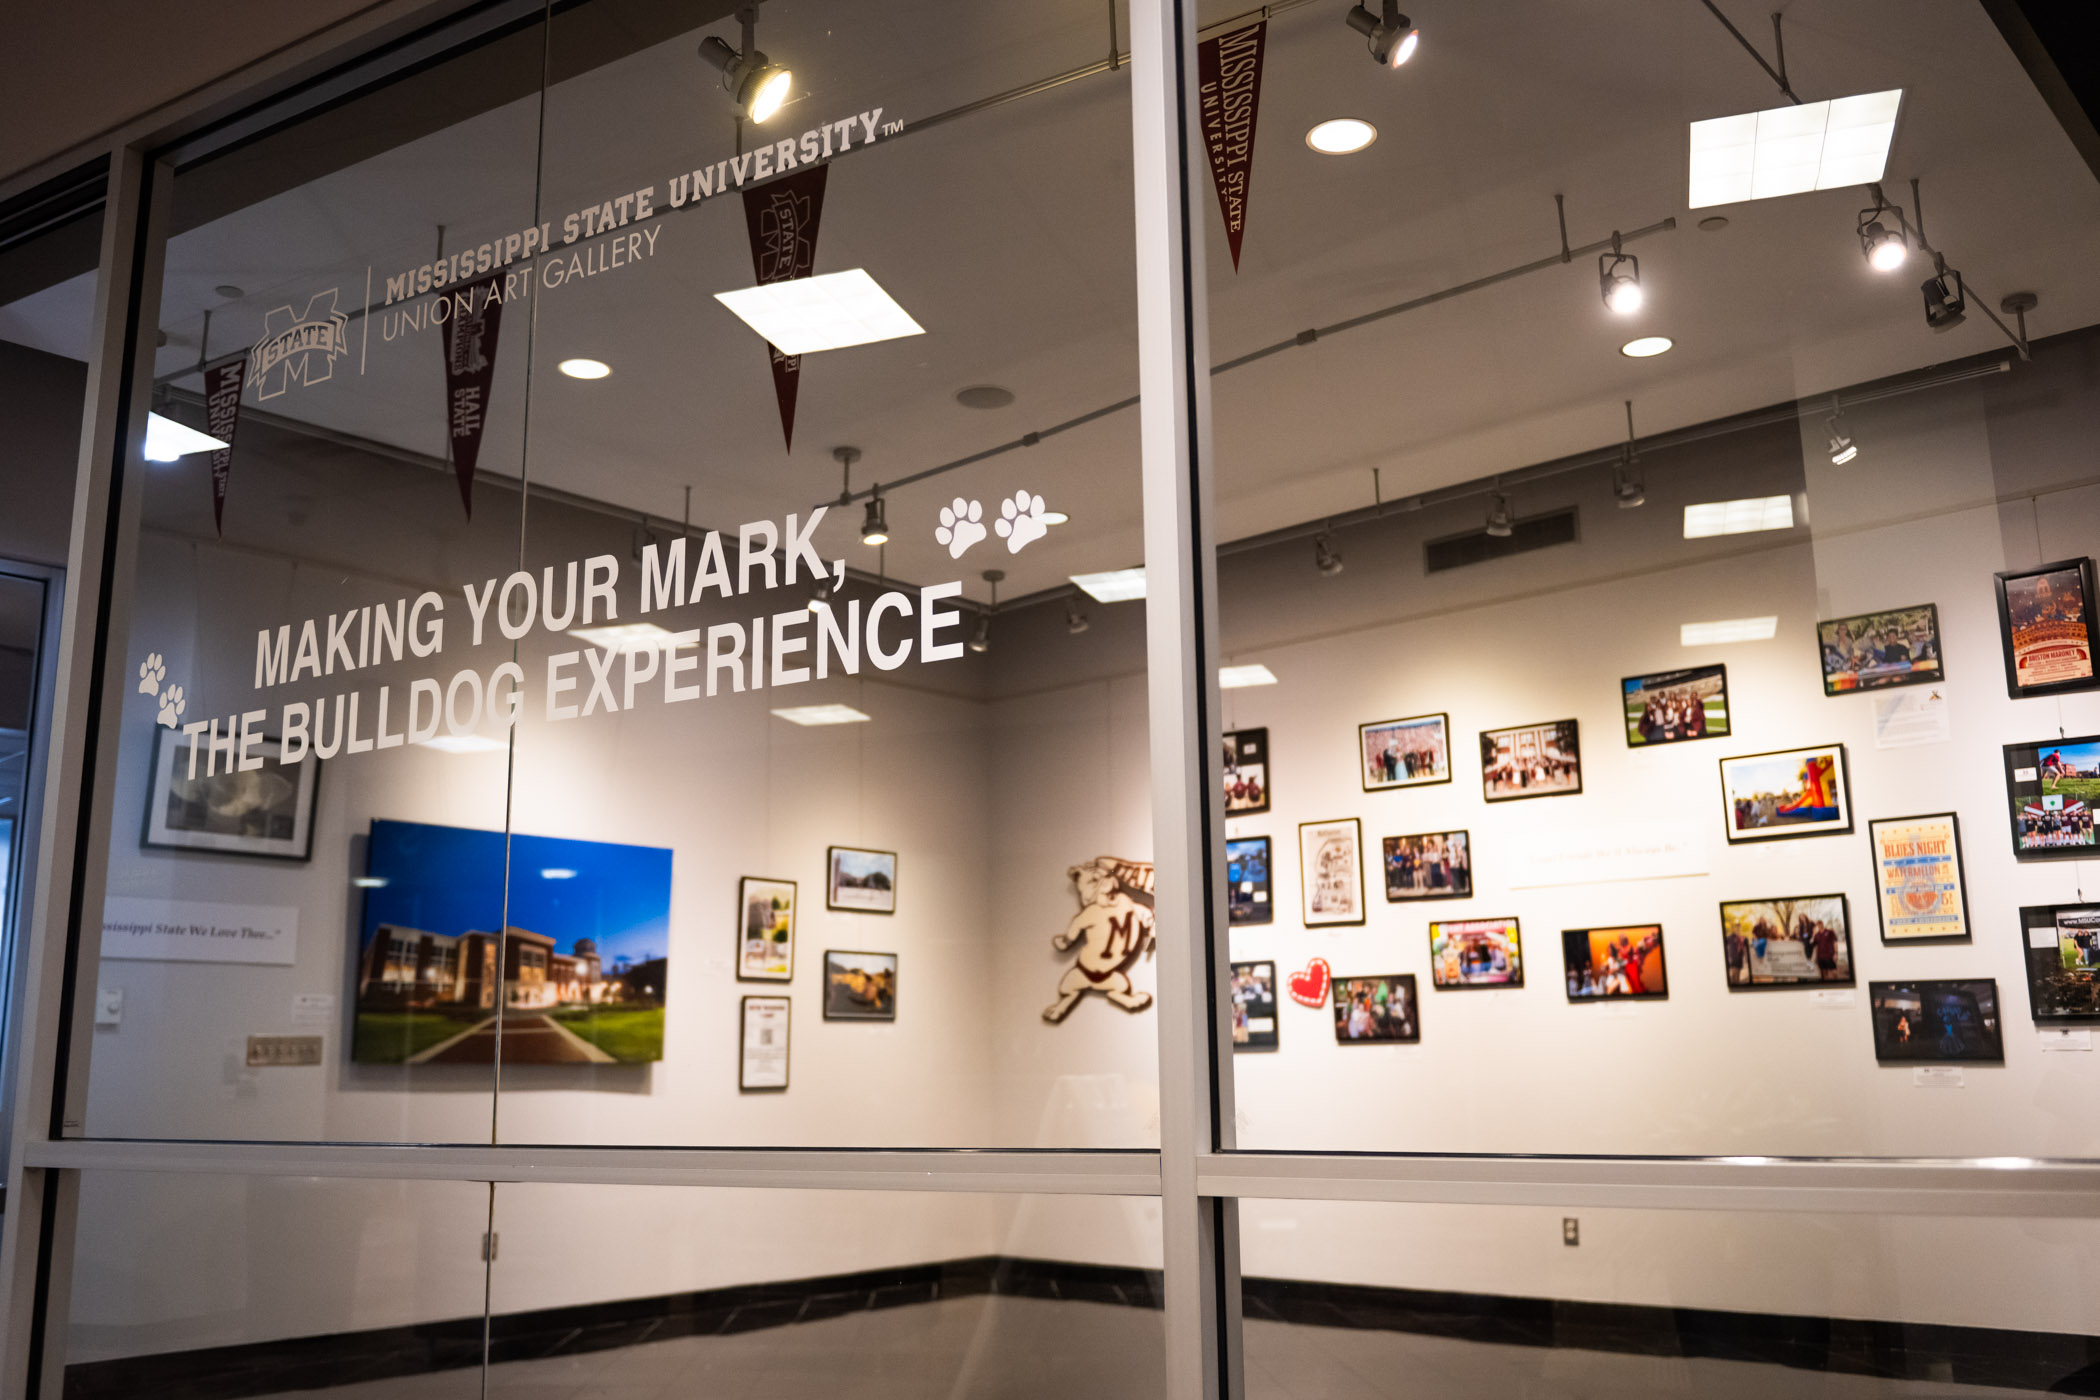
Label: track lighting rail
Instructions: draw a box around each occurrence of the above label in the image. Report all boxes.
[1696,1,1800,105]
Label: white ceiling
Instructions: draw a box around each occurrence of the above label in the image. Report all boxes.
[3,0,2096,604]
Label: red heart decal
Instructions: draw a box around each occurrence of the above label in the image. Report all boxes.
[1287,958,1331,1008]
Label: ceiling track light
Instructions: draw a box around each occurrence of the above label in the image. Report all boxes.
[1598,233,1643,315]
[1485,489,1515,539]
[807,575,837,614]
[1344,0,1418,67]
[1613,400,1646,509]
[1065,596,1091,635]
[698,3,792,124]
[1314,531,1344,576]
[860,489,888,546]
[1922,257,1967,333]
[1857,187,1911,273]
[968,569,1002,655]
[1826,398,1857,465]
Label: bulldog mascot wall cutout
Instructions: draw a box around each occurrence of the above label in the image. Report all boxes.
[1043,856,1157,1023]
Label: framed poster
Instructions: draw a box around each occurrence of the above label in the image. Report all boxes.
[1229,960,1280,1051]
[1298,818,1365,927]
[822,950,897,1021]
[1718,744,1851,844]
[1359,713,1451,790]
[1994,558,2100,698]
[142,726,320,860]
[1382,830,1471,902]
[1428,917,1522,989]
[1868,979,2003,1063]
[1720,895,1853,988]
[1621,665,1729,746]
[1867,813,1970,943]
[737,876,796,982]
[826,846,896,914]
[1330,973,1419,1044]
[1562,925,1667,1002]
[1480,720,1581,801]
[739,995,791,1090]
[1223,727,1270,815]
[1817,604,1944,695]
[1225,835,1273,926]
[2003,735,2100,860]
[2018,904,2100,1024]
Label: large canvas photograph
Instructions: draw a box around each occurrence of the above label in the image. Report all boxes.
[1868,979,2003,1063]
[1719,744,1851,844]
[1479,720,1581,801]
[1331,974,1419,1044]
[1230,960,1280,1051]
[1223,727,1271,815]
[1995,558,2100,698]
[2002,735,2100,860]
[1817,605,1944,695]
[1721,895,1853,987]
[1226,835,1273,926]
[143,727,320,860]
[1562,925,1666,1002]
[1298,818,1366,927]
[1383,830,1470,901]
[1359,713,1450,790]
[1429,917,1522,990]
[2019,904,2100,1024]
[1622,665,1729,746]
[353,819,671,1065]
[822,950,897,1021]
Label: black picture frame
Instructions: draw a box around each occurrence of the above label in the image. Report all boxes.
[1298,818,1366,927]
[1621,665,1730,746]
[736,876,796,982]
[1868,979,2004,1064]
[1994,558,2100,699]
[1720,894,1855,989]
[2003,735,2100,861]
[141,726,321,861]
[738,995,791,1091]
[2017,904,2100,1025]
[1428,917,1522,990]
[1330,973,1420,1044]
[1479,720,1581,802]
[1866,813,1971,944]
[821,949,897,1021]
[1229,960,1280,1051]
[1816,604,1945,696]
[825,846,897,914]
[1226,835,1273,926]
[1357,712,1452,791]
[1562,925,1668,1002]
[1223,727,1271,816]
[1382,829,1472,902]
[1718,743,1853,844]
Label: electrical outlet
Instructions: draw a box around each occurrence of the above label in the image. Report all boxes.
[95,988,123,1026]
[481,1232,499,1263]
[1562,1217,1580,1246]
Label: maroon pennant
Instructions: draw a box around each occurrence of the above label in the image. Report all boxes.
[442,274,504,517]
[202,358,246,535]
[1197,19,1266,272]
[741,163,829,452]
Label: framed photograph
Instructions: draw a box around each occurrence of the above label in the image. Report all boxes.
[1718,743,1852,844]
[142,726,320,860]
[1818,604,1944,695]
[2003,735,2100,860]
[1622,665,1729,746]
[1720,895,1853,988]
[1226,836,1273,926]
[737,877,796,982]
[1479,720,1581,802]
[826,846,896,914]
[1298,818,1366,927]
[1868,979,2003,1063]
[1562,925,1667,1002]
[1229,960,1280,1051]
[1382,830,1471,902]
[1428,917,1522,990]
[1994,558,2100,698]
[2018,904,2100,1024]
[1867,813,1970,943]
[822,950,896,1021]
[1223,727,1270,816]
[1358,713,1451,790]
[739,995,791,1090]
[1330,973,1419,1044]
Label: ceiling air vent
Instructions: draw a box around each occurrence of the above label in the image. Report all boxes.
[1424,507,1578,573]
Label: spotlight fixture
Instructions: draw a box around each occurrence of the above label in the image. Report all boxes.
[1599,234,1643,315]
[1344,0,1418,68]
[1619,336,1673,358]
[1306,118,1378,154]
[1314,532,1344,576]
[1827,417,1857,465]
[1065,597,1090,635]
[1484,491,1515,539]
[1613,401,1644,509]
[807,575,836,614]
[1857,192,1910,272]
[860,489,889,546]
[969,569,1002,654]
[1921,260,1966,332]
[698,3,792,124]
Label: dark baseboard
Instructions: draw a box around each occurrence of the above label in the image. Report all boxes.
[63,1255,2100,1399]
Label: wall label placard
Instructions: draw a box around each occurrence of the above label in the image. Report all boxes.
[1509,824,1707,889]
[101,897,299,965]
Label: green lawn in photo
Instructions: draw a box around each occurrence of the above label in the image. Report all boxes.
[353,1009,484,1064]
[550,1006,665,1062]
[2041,774,2100,805]
[1621,694,1729,742]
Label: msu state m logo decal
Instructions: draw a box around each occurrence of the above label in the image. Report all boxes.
[250,289,350,400]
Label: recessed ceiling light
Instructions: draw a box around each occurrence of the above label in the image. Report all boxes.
[771,703,872,726]
[1220,664,1278,689]
[143,411,229,462]
[1071,568,1147,603]
[1680,616,1779,646]
[1697,216,1729,232]
[559,358,610,379]
[1682,495,1795,539]
[214,284,245,299]
[715,268,924,356]
[1306,119,1377,154]
[1687,89,1903,209]
[570,622,689,651]
[1041,511,1070,526]
[1620,336,1673,358]
[955,384,1015,410]
[420,734,509,754]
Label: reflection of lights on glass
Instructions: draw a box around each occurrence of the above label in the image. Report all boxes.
[1620,336,1673,358]
[771,704,872,726]
[1305,118,1377,154]
[353,877,388,888]
[541,868,578,880]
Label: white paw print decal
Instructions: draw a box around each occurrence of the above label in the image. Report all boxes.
[935,498,986,559]
[158,684,186,729]
[138,653,166,696]
[995,491,1051,554]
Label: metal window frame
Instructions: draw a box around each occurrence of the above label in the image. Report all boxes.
[2,3,2098,1399]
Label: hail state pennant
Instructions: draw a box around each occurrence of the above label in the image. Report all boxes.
[741,163,829,452]
[442,274,504,516]
[1197,20,1266,272]
[202,358,246,535]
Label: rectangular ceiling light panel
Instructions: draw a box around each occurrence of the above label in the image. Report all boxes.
[1682,495,1795,539]
[1071,568,1147,603]
[771,704,872,726]
[1219,664,1278,689]
[570,623,690,652]
[1688,89,1902,209]
[714,268,925,355]
[1681,616,1779,646]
